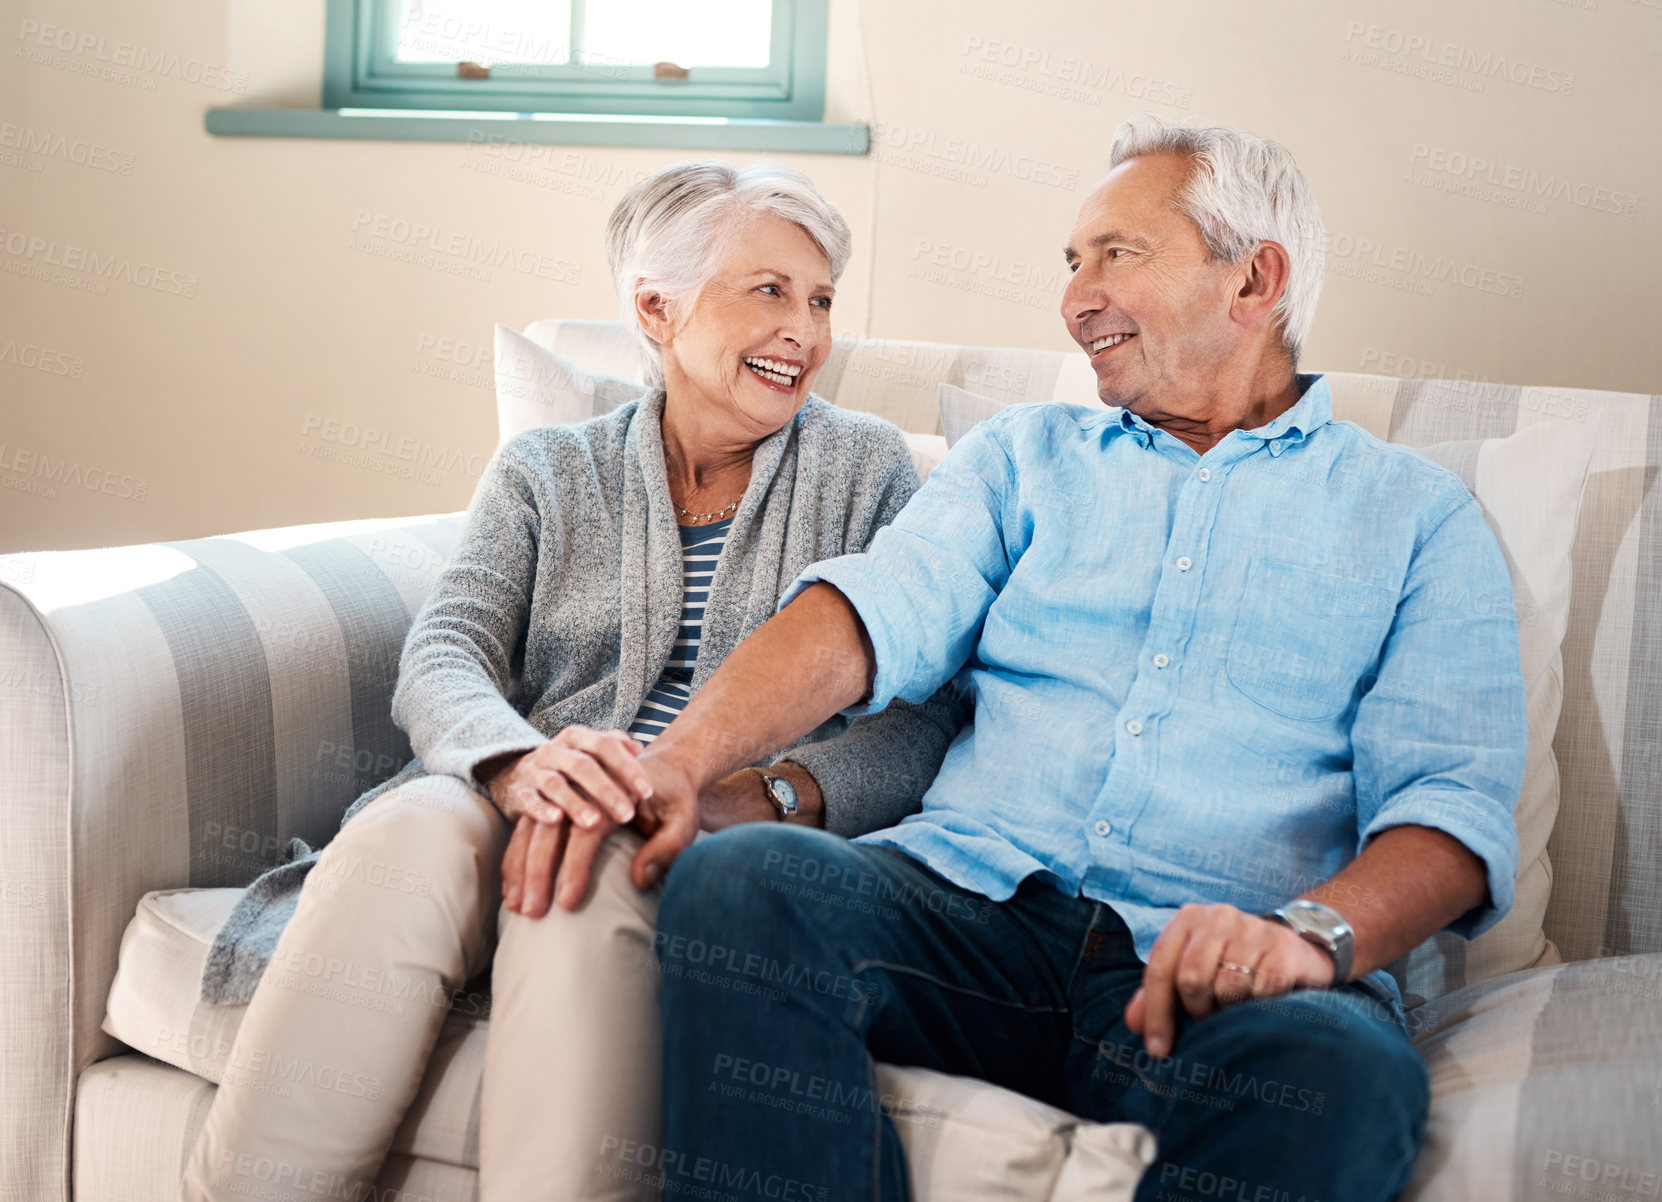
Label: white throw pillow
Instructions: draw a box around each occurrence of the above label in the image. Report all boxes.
[878,1064,1153,1202]
[492,323,643,448]
[1396,420,1593,999]
[939,382,1020,448]
[937,382,1598,1002]
[905,432,948,481]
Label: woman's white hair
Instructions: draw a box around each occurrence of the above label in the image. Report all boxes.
[605,162,852,387]
[1109,114,1325,367]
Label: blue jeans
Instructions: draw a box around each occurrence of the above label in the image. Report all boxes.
[656,825,1429,1202]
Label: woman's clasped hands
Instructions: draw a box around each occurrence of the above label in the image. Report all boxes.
[488,725,653,918]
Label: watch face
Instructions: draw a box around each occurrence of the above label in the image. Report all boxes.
[1285,900,1349,939]
[771,776,799,811]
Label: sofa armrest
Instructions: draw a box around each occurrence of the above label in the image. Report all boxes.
[0,512,463,1202]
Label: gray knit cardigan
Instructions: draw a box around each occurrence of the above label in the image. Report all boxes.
[201,388,966,1004]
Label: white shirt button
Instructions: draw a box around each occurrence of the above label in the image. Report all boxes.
[1153,653,1169,668]
[1094,820,1112,837]
[1176,556,1192,571]
[1198,467,1212,482]
[1125,719,1143,735]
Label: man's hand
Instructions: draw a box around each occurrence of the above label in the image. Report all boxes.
[1125,903,1337,1058]
[629,749,704,891]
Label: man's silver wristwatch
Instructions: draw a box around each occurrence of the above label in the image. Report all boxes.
[1265,899,1354,987]
[745,767,799,821]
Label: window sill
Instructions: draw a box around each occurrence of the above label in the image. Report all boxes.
[204,107,869,154]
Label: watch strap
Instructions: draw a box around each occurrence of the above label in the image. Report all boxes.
[744,767,796,821]
[1265,904,1353,988]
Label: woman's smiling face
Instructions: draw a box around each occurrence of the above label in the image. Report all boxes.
[654,211,835,440]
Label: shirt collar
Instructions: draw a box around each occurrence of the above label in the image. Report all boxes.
[1247,373,1332,447]
[1104,373,1332,454]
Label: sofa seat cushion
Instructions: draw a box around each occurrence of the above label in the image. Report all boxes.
[106,887,1155,1199]
[103,887,487,1172]
[1403,953,1662,1200]
[101,888,249,1084]
[107,888,1662,1198]
[74,1055,478,1202]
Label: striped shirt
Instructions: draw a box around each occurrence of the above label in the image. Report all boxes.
[627,517,733,744]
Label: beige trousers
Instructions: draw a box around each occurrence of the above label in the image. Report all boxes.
[182,773,508,1202]
[181,773,666,1202]
[480,827,664,1202]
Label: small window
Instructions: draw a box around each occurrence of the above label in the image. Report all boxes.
[325,0,829,121]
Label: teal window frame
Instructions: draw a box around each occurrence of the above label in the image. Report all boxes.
[323,0,829,121]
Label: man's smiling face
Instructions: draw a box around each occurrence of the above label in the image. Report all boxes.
[1061,153,1244,414]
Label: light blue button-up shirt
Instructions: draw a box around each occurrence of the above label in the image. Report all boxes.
[782,375,1526,1000]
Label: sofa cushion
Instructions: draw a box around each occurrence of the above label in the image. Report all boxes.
[492,322,643,450]
[878,1064,1153,1200]
[101,888,249,1084]
[74,1054,215,1202]
[1391,419,1594,1000]
[1402,953,1662,1200]
[907,432,949,481]
[518,318,1117,438]
[937,383,1598,1003]
[103,887,488,1172]
[107,887,1152,1199]
[74,1055,478,1202]
[107,884,1662,1200]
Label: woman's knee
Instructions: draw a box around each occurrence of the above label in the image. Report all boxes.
[314,774,504,902]
[496,829,655,955]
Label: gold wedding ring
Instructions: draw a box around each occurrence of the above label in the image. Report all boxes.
[1218,960,1256,976]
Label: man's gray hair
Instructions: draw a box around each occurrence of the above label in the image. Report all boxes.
[605,162,852,387]
[1109,114,1325,366]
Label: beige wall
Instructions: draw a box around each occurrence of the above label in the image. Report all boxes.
[3,0,1658,552]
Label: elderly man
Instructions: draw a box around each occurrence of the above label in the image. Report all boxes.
[620,115,1525,1201]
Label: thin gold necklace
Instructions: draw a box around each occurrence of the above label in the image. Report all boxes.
[674,494,742,524]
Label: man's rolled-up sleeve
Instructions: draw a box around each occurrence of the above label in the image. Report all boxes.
[778,418,1018,716]
[1351,494,1528,939]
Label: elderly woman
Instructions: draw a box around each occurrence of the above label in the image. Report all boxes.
[182,163,961,1202]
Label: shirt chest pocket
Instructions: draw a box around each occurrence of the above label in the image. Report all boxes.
[1226,559,1399,722]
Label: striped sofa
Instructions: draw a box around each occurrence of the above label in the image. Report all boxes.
[3,322,1660,1202]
